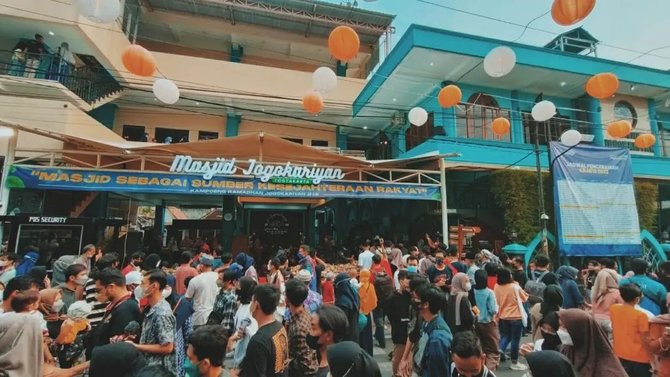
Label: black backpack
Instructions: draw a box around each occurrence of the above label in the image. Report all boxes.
[374,272,395,304]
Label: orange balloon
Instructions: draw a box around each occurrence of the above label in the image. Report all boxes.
[585,72,619,99]
[634,133,656,149]
[121,44,156,77]
[328,26,360,62]
[491,117,511,136]
[551,0,596,26]
[606,120,632,138]
[438,85,462,108]
[302,91,324,115]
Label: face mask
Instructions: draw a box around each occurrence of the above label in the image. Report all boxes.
[306,334,320,350]
[436,259,444,265]
[407,266,418,273]
[134,285,145,299]
[75,276,88,286]
[541,330,562,350]
[556,328,573,346]
[162,287,172,299]
[464,283,472,291]
[52,299,64,313]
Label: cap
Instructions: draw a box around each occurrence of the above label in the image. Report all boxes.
[125,271,142,286]
[199,254,214,266]
[296,269,312,283]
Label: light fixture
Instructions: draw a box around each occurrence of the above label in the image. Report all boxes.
[560,81,566,87]
[630,85,637,91]
[392,98,397,102]
[429,62,434,66]
[195,101,200,106]
[363,126,368,130]
[48,31,55,36]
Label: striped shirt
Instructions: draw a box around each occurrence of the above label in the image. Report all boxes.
[84,278,108,328]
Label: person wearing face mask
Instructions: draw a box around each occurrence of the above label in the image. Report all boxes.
[414,285,453,377]
[307,305,350,377]
[129,269,177,375]
[58,264,88,313]
[0,253,17,286]
[473,269,500,371]
[385,270,412,376]
[285,278,319,377]
[394,255,418,291]
[186,325,228,377]
[557,308,627,377]
[206,270,238,334]
[227,277,258,374]
[39,287,65,339]
[450,330,497,377]
[493,268,528,371]
[445,272,475,335]
[427,250,453,288]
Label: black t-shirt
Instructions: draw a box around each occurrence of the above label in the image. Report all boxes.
[386,291,411,345]
[240,321,289,377]
[427,264,452,285]
[513,269,528,288]
[92,297,142,348]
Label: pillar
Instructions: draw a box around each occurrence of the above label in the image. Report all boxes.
[393,129,406,158]
[155,200,166,247]
[648,98,662,156]
[225,113,241,137]
[336,126,347,150]
[221,196,235,254]
[231,44,244,63]
[336,61,348,77]
[587,98,604,146]
[510,90,524,144]
[88,104,118,130]
[307,208,317,245]
[443,107,457,138]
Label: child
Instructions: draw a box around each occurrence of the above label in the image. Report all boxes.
[56,300,92,368]
[610,283,651,377]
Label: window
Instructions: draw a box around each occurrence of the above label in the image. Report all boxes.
[405,112,435,150]
[282,137,303,144]
[662,129,670,157]
[122,125,146,142]
[155,127,190,144]
[311,140,329,147]
[456,93,511,142]
[523,111,571,145]
[614,101,638,128]
[198,131,218,140]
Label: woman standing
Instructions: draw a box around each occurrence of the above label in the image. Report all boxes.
[473,269,500,371]
[591,268,623,338]
[529,284,563,341]
[38,288,64,339]
[557,308,627,377]
[309,304,350,377]
[494,268,528,371]
[334,272,360,343]
[235,252,257,282]
[358,269,377,355]
[445,272,475,334]
[556,266,586,309]
[228,277,258,374]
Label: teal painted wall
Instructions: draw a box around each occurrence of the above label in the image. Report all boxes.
[88,104,117,130]
[225,114,241,137]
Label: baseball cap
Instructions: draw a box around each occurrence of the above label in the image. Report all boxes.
[199,254,214,266]
[125,271,142,286]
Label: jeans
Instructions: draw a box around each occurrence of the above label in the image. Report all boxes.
[373,307,386,347]
[499,319,523,362]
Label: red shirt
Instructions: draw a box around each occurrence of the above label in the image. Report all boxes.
[121,263,136,276]
[322,280,335,304]
[487,276,497,290]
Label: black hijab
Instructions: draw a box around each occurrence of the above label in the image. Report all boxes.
[540,284,564,316]
[527,350,578,377]
[474,269,488,290]
[538,311,561,351]
[327,341,382,377]
[89,342,147,377]
[334,273,359,312]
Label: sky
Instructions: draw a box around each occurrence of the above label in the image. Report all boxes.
[324,0,670,71]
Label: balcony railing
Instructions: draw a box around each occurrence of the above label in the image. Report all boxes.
[0,49,122,105]
[604,130,655,155]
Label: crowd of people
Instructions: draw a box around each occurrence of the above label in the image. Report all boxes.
[1,236,670,377]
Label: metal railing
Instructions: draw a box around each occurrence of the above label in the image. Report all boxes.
[604,129,655,155]
[0,49,122,105]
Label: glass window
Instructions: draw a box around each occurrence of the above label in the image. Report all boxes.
[155,127,190,143]
[614,101,638,128]
[198,131,218,140]
[523,112,571,145]
[456,93,511,142]
[282,137,303,144]
[122,125,146,142]
[311,140,329,147]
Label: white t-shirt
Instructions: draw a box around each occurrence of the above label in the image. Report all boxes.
[358,250,374,270]
[185,271,219,326]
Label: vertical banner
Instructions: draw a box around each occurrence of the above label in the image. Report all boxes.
[550,142,641,257]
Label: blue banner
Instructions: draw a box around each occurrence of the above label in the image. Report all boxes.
[6,165,441,201]
[550,142,641,257]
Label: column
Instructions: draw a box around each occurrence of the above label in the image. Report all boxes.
[155,200,166,247]
[88,104,118,130]
[336,61,347,77]
[231,44,244,63]
[225,113,241,137]
[587,98,604,146]
[443,107,457,138]
[510,90,524,144]
[648,98,662,156]
[336,126,348,150]
[221,196,235,254]
[394,130,406,158]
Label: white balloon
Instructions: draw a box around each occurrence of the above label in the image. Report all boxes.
[74,0,121,24]
[312,67,338,94]
[483,46,516,78]
[408,107,428,126]
[153,78,180,105]
[560,129,582,147]
[531,100,556,122]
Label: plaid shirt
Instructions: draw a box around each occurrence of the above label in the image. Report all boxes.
[284,290,322,322]
[210,288,237,334]
[140,299,176,374]
[287,309,319,376]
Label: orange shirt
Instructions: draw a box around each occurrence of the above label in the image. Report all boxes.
[494,283,528,320]
[174,265,198,296]
[610,304,650,364]
[648,320,670,377]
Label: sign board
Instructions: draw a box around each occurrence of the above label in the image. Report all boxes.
[6,165,441,201]
[550,142,641,257]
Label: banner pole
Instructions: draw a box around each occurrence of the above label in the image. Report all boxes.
[439,158,448,244]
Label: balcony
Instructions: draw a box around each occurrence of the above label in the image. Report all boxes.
[0,48,122,106]
[604,130,655,156]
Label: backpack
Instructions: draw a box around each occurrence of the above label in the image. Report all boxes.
[52,255,79,287]
[524,271,548,305]
[373,272,394,304]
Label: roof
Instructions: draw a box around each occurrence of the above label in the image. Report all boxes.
[543,27,599,55]
[132,0,395,42]
[544,27,599,48]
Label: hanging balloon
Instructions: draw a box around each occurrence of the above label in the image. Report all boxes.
[491,117,510,136]
[302,91,324,115]
[634,133,656,149]
[585,73,619,99]
[560,129,582,147]
[408,107,428,126]
[551,0,596,26]
[121,44,156,77]
[153,78,180,104]
[74,0,121,24]
[328,26,360,62]
[483,46,516,78]
[606,120,632,138]
[531,100,556,122]
[437,85,462,108]
[312,67,338,94]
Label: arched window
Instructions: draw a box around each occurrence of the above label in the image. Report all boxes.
[614,100,638,128]
[405,112,434,151]
[457,93,510,141]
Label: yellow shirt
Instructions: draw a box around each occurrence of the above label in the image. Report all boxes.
[610,304,650,363]
[494,283,527,320]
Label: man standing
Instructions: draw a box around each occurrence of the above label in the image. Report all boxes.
[511,257,528,289]
[132,270,176,374]
[427,250,453,287]
[451,331,497,377]
[416,285,453,377]
[239,285,288,377]
[0,253,18,286]
[610,284,652,377]
[297,245,317,292]
[187,325,229,377]
[358,241,374,270]
[122,252,145,276]
[285,279,319,377]
[59,264,88,313]
[92,268,141,348]
[386,270,412,377]
[619,258,667,316]
[185,254,219,327]
[464,252,480,283]
[207,270,238,335]
[75,244,97,271]
[174,251,198,296]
